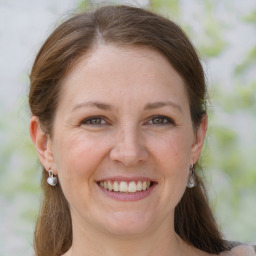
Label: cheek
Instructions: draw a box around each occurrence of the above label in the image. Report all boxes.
[53,132,109,180]
[150,132,193,168]
[150,134,191,199]
[52,132,110,208]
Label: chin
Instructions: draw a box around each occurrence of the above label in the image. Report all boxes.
[105,223,150,237]
[100,212,154,237]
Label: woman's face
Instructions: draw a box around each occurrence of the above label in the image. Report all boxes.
[47,45,206,237]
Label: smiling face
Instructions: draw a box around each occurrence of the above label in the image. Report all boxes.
[43,45,206,238]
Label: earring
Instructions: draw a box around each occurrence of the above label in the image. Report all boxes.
[47,169,58,186]
[187,164,196,188]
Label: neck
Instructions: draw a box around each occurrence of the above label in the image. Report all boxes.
[64,212,186,256]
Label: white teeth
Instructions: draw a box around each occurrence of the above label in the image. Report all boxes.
[113,181,119,192]
[137,181,142,191]
[142,181,147,191]
[120,181,128,192]
[128,181,136,193]
[99,180,152,193]
[107,181,113,191]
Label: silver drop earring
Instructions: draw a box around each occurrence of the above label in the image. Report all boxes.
[187,164,196,188]
[47,169,58,186]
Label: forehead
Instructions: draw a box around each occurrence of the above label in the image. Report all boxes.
[59,44,189,110]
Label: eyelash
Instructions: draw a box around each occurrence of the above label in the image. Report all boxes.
[146,115,175,126]
[81,116,107,126]
[81,115,175,127]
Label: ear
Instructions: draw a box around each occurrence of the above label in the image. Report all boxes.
[29,116,56,174]
[191,114,208,164]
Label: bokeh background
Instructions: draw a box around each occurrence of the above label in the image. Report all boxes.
[0,0,255,255]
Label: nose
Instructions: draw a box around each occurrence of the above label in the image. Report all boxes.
[109,126,149,167]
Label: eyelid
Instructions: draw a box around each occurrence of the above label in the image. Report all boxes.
[80,115,174,127]
[81,116,108,126]
[145,115,175,125]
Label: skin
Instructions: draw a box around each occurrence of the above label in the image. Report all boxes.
[30,45,211,256]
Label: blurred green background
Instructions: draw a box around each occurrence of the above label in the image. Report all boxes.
[0,0,255,255]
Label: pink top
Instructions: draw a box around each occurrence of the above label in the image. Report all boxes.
[220,245,256,256]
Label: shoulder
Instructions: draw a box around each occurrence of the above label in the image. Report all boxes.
[220,245,256,256]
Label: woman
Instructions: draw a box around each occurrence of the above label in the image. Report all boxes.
[28,5,255,256]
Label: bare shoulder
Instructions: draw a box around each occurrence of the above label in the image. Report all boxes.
[220,245,256,256]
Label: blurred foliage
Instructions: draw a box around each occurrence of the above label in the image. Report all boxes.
[150,0,180,18]
[243,9,256,23]
[0,95,41,255]
[78,0,92,10]
[193,0,227,57]
[150,0,227,57]
[235,46,256,78]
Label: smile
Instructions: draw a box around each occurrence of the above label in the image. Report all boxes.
[98,180,152,193]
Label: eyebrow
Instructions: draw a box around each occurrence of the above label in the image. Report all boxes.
[144,101,183,112]
[71,100,182,112]
[71,101,113,112]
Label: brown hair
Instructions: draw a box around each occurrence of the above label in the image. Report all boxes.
[29,5,230,256]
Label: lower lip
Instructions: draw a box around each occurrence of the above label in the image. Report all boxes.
[97,183,157,201]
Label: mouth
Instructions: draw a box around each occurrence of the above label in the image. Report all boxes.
[97,180,156,193]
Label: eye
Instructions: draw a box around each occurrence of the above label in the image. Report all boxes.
[81,116,107,125]
[147,115,174,125]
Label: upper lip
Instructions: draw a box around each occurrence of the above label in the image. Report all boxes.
[96,176,157,183]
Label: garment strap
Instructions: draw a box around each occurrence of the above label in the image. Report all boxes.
[224,240,243,250]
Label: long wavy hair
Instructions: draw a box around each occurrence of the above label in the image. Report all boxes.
[29,5,231,256]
